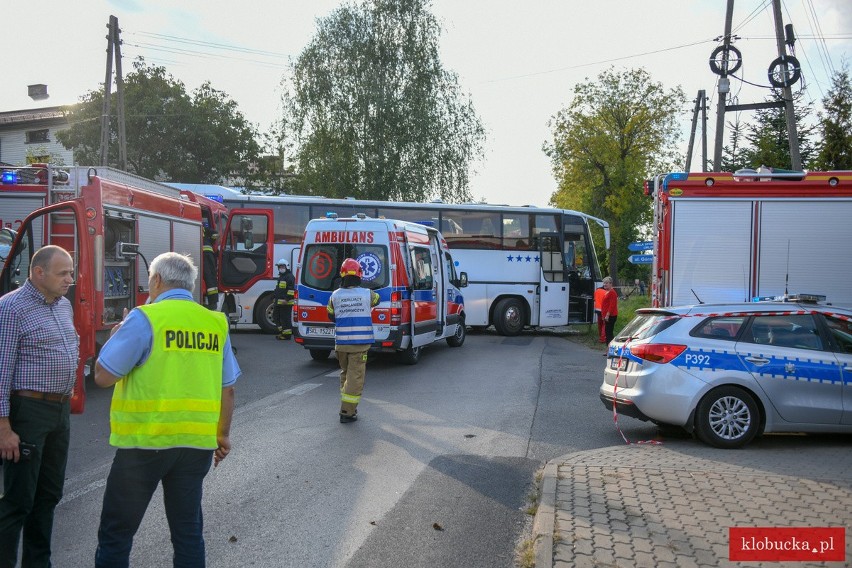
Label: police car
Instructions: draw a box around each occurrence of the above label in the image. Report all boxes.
[599,297,852,448]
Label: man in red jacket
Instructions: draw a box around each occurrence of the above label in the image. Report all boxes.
[594,285,607,343]
[601,276,619,345]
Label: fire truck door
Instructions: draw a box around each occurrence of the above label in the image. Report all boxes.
[220,209,273,292]
[538,233,569,326]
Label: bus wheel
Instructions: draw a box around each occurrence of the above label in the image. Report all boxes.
[446,317,466,347]
[255,295,278,334]
[493,298,524,336]
[309,349,331,361]
[398,345,421,365]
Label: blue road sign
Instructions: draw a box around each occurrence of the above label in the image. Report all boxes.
[628,254,654,264]
[627,241,654,252]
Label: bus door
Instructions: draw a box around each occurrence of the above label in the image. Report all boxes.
[538,233,569,326]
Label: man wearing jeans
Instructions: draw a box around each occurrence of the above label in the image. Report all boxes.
[93,252,240,567]
[0,245,78,567]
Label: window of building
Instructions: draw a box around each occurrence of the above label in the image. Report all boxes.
[25,129,50,144]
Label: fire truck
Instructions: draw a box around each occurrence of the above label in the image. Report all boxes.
[648,169,852,308]
[0,164,224,413]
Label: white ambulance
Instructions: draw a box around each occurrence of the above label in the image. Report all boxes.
[293,215,467,364]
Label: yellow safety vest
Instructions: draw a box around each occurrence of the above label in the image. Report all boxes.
[109,299,228,449]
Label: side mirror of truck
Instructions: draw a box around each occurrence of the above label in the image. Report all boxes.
[458,272,468,288]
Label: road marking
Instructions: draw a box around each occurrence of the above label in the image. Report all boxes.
[284,383,322,396]
[60,478,107,506]
[325,372,339,378]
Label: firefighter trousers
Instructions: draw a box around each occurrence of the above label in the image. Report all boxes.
[335,344,370,417]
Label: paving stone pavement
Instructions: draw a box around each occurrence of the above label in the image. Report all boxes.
[533,440,852,568]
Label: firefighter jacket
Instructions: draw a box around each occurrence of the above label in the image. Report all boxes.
[202,244,219,299]
[274,270,295,306]
[326,286,380,346]
[108,300,228,449]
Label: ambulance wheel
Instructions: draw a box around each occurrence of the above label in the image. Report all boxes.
[255,295,278,334]
[493,298,524,336]
[309,349,331,361]
[695,386,760,449]
[398,345,421,365]
[446,317,466,347]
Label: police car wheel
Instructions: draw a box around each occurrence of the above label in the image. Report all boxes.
[695,386,760,449]
[446,317,466,347]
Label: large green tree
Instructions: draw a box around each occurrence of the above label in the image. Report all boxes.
[544,67,685,284]
[814,64,852,170]
[281,0,484,202]
[57,58,260,183]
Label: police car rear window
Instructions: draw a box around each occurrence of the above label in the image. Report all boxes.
[691,316,747,341]
[615,312,678,342]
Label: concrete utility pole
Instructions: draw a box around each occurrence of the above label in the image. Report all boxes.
[686,90,708,171]
[712,0,735,172]
[98,15,128,170]
[771,0,802,170]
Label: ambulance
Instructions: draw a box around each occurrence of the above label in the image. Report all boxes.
[293,215,467,364]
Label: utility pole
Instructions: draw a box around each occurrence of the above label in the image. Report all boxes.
[98,15,128,170]
[98,18,115,167]
[712,0,735,172]
[771,0,802,170]
[686,90,708,172]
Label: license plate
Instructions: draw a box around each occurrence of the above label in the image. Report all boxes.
[305,326,334,337]
[610,357,628,371]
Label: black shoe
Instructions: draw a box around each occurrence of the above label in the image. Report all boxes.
[339,413,358,423]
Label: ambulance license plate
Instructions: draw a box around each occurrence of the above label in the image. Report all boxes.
[306,326,334,336]
[610,357,628,371]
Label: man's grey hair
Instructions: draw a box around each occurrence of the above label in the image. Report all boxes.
[150,252,197,291]
[603,276,613,284]
[31,245,71,275]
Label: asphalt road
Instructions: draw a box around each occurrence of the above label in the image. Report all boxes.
[42,326,660,567]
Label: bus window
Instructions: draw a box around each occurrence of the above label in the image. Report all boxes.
[376,207,437,227]
[503,213,532,250]
[312,204,377,220]
[564,214,598,281]
[440,210,500,249]
[272,204,311,244]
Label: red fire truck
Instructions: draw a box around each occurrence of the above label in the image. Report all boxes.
[648,169,852,308]
[0,164,223,413]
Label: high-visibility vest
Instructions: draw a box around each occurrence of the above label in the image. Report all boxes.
[109,299,228,449]
[327,287,378,345]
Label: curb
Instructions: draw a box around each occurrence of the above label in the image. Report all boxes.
[532,459,558,568]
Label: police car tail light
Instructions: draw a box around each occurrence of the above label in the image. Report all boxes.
[390,291,402,325]
[630,343,687,364]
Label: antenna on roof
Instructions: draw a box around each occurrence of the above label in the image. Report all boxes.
[691,288,704,304]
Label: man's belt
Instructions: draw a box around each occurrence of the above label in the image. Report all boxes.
[11,390,71,403]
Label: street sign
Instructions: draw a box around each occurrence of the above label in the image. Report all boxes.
[628,241,654,252]
[628,254,654,264]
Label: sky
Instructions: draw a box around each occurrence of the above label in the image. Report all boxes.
[2,0,850,207]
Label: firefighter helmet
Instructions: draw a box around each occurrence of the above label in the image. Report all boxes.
[340,258,362,278]
[276,258,289,270]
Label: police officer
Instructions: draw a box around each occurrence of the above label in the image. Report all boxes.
[274,259,295,340]
[201,225,219,310]
[327,259,379,423]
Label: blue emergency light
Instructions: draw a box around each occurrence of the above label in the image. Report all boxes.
[1,170,18,184]
[325,211,338,219]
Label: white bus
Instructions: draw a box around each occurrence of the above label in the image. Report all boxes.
[176,185,610,336]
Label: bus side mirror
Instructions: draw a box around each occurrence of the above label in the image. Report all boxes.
[459,272,468,288]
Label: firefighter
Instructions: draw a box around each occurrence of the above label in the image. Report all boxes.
[327,259,379,423]
[274,259,295,340]
[201,225,219,310]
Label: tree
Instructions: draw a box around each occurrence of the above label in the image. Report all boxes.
[544,67,685,284]
[57,58,260,183]
[740,89,818,170]
[281,0,485,202]
[814,64,852,170]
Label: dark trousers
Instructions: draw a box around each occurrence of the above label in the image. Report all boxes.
[275,302,292,336]
[0,397,70,568]
[95,448,213,568]
[605,315,618,345]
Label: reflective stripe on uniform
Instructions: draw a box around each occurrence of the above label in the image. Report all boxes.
[341,392,361,404]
